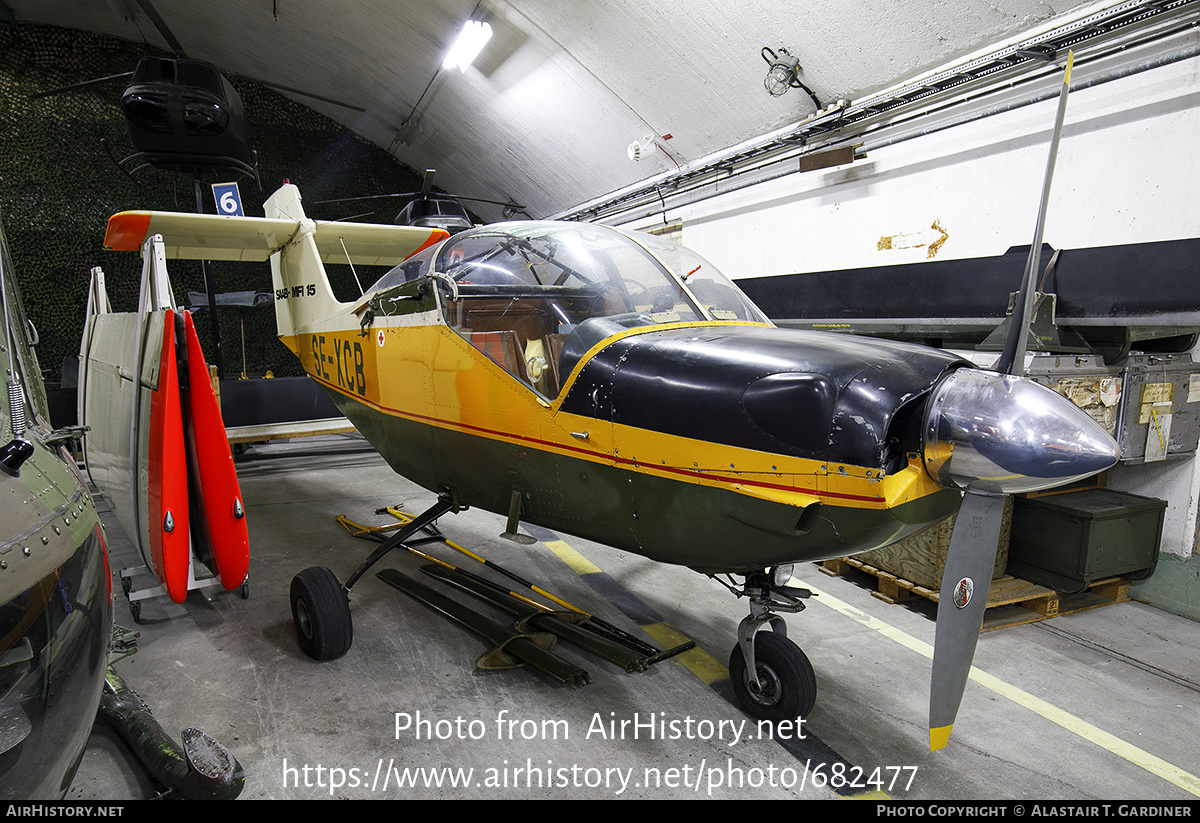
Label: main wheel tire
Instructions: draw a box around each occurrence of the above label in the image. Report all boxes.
[729,631,816,722]
[290,566,353,660]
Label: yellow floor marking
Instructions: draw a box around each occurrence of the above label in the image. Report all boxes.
[641,622,728,686]
[544,539,603,575]
[545,539,730,684]
[798,577,1200,799]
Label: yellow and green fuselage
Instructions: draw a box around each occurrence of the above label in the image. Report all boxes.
[282,313,962,573]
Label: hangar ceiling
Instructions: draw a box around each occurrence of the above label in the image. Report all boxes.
[0,0,1157,220]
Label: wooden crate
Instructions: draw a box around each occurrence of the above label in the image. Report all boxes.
[851,497,1012,591]
[819,556,1131,631]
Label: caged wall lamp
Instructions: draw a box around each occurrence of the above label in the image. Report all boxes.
[761,46,822,110]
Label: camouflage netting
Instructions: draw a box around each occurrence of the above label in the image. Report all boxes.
[0,23,442,393]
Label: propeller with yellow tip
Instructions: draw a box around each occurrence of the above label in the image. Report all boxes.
[925,50,1116,751]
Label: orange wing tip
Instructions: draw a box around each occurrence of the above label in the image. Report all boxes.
[104,212,152,251]
[929,725,953,751]
[408,228,450,258]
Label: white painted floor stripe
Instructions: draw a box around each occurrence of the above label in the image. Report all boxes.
[799,577,1200,799]
[544,536,1199,798]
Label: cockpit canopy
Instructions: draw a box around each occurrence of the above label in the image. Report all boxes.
[371,221,766,323]
[367,222,769,398]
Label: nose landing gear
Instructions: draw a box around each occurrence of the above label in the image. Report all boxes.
[727,567,816,722]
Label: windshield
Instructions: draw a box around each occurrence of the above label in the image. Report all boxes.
[438,222,707,324]
[365,221,770,398]
[631,231,769,323]
[369,222,767,324]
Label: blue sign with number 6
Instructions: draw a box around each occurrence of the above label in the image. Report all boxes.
[212,182,244,216]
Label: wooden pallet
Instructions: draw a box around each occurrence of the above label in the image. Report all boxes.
[819,556,1131,631]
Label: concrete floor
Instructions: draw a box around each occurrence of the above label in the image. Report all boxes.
[66,435,1200,801]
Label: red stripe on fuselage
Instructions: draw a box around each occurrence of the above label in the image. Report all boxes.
[309,373,887,505]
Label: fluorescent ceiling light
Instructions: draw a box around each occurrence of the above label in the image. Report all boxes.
[443,20,492,72]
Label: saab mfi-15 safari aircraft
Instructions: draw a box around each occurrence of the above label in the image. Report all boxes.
[100,51,1112,753]
[102,173,1117,751]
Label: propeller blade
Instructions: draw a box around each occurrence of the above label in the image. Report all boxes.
[30,72,135,99]
[248,79,368,113]
[452,193,528,210]
[995,50,1074,376]
[929,491,1006,751]
[314,191,526,210]
[312,192,421,205]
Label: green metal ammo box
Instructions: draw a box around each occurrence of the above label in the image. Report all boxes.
[1007,489,1166,593]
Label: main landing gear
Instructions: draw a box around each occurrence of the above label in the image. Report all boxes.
[724,565,816,722]
[289,496,455,660]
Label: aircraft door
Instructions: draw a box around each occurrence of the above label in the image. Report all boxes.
[536,354,641,550]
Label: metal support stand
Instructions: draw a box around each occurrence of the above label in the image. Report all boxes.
[119,558,246,623]
[342,495,455,590]
[335,502,695,675]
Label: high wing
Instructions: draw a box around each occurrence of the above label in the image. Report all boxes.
[104,208,447,265]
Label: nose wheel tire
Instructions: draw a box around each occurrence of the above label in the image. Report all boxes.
[729,631,816,722]
[291,566,353,660]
